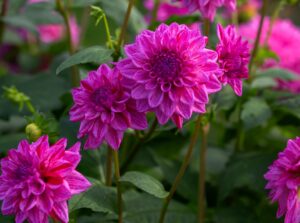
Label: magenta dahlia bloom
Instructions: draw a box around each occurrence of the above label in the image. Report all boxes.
[117,23,221,128]
[180,0,237,21]
[0,136,91,223]
[264,137,300,223]
[70,64,148,149]
[216,24,250,96]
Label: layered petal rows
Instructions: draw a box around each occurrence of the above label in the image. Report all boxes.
[0,136,91,223]
[70,64,148,149]
[265,137,300,223]
[117,23,222,128]
[216,24,250,96]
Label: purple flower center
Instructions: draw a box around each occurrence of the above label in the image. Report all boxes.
[151,50,181,81]
[90,86,113,108]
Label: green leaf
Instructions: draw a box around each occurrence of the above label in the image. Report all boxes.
[1,15,37,34]
[241,98,272,129]
[69,182,117,214]
[251,77,277,89]
[56,46,113,75]
[257,68,298,80]
[274,95,300,119]
[218,152,276,201]
[120,171,169,198]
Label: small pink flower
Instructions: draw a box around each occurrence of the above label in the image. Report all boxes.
[264,137,300,223]
[180,0,237,21]
[0,136,91,223]
[117,23,221,128]
[216,24,250,96]
[70,64,148,149]
[144,0,189,22]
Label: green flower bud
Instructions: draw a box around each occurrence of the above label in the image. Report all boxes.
[25,123,42,142]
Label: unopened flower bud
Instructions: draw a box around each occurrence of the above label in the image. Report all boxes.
[25,123,42,142]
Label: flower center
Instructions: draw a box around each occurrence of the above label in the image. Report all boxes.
[90,86,112,108]
[151,50,181,81]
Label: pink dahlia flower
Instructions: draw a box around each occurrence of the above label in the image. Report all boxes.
[144,0,189,22]
[0,136,91,223]
[239,17,300,93]
[70,64,148,149]
[216,24,250,96]
[264,137,300,223]
[180,0,237,21]
[117,23,222,128]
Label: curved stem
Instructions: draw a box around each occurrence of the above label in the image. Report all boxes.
[113,150,123,223]
[159,116,202,223]
[249,0,268,73]
[56,0,80,87]
[120,118,158,173]
[103,15,113,49]
[114,0,135,59]
[198,123,210,223]
[106,148,113,186]
[0,0,8,45]
[25,101,36,114]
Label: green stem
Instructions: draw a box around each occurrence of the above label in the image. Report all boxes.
[159,116,202,223]
[235,99,244,151]
[249,0,268,73]
[0,0,8,44]
[25,101,36,114]
[198,123,210,223]
[106,148,113,186]
[203,19,210,37]
[114,0,135,60]
[103,14,113,49]
[79,7,90,45]
[120,118,158,173]
[264,0,285,46]
[56,0,80,87]
[113,150,123,223]
[150,0,160,26]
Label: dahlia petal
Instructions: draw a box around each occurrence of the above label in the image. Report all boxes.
[148,88,163,108]
[29,179,46,195]
[38,191,53,213]
[171,114,184,128]
[65,171,91,194]
[52,184,72,201]
[160,96,176,117]
[52,202,69,223]
[117,58,138,79]
[106,128,123,150]
[2,196,16,215]
[177,101,193,119]
[16,212,27,223]
[129,111,148,130]
[20,195,36,211]
[132,85,149,99]
[28,208,48,223]
[228,79,243,96]
[155,109,170,125]
[112,114,130,131]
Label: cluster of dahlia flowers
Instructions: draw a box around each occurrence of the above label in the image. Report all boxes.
[70,22,250,150]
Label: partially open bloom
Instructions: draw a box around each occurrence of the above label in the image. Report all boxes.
[144,0,189,22]
[264,137,300,223]
[0,136,91,223]
[70,64,148,149]
[240,17,300,93]
[216,24,250,96]
[117,23,221,128]
[180,0,237,21]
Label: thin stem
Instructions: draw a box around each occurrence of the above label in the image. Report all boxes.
[120,118,158,173]
[56,0,80,87]
[25,101,36,114]
[79,7,90,45]
[150,0,160,25]
[203,19,210,37]
[114,0,135,59]
[264,0,285,46]
[234,99,244,151]
[0,0,9,44]
[159,116,202,223]
[249,0,268,73]
[103,15,113,49]
[198,123,210,223]
[106,148,113,186]
[113,150,123,223]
